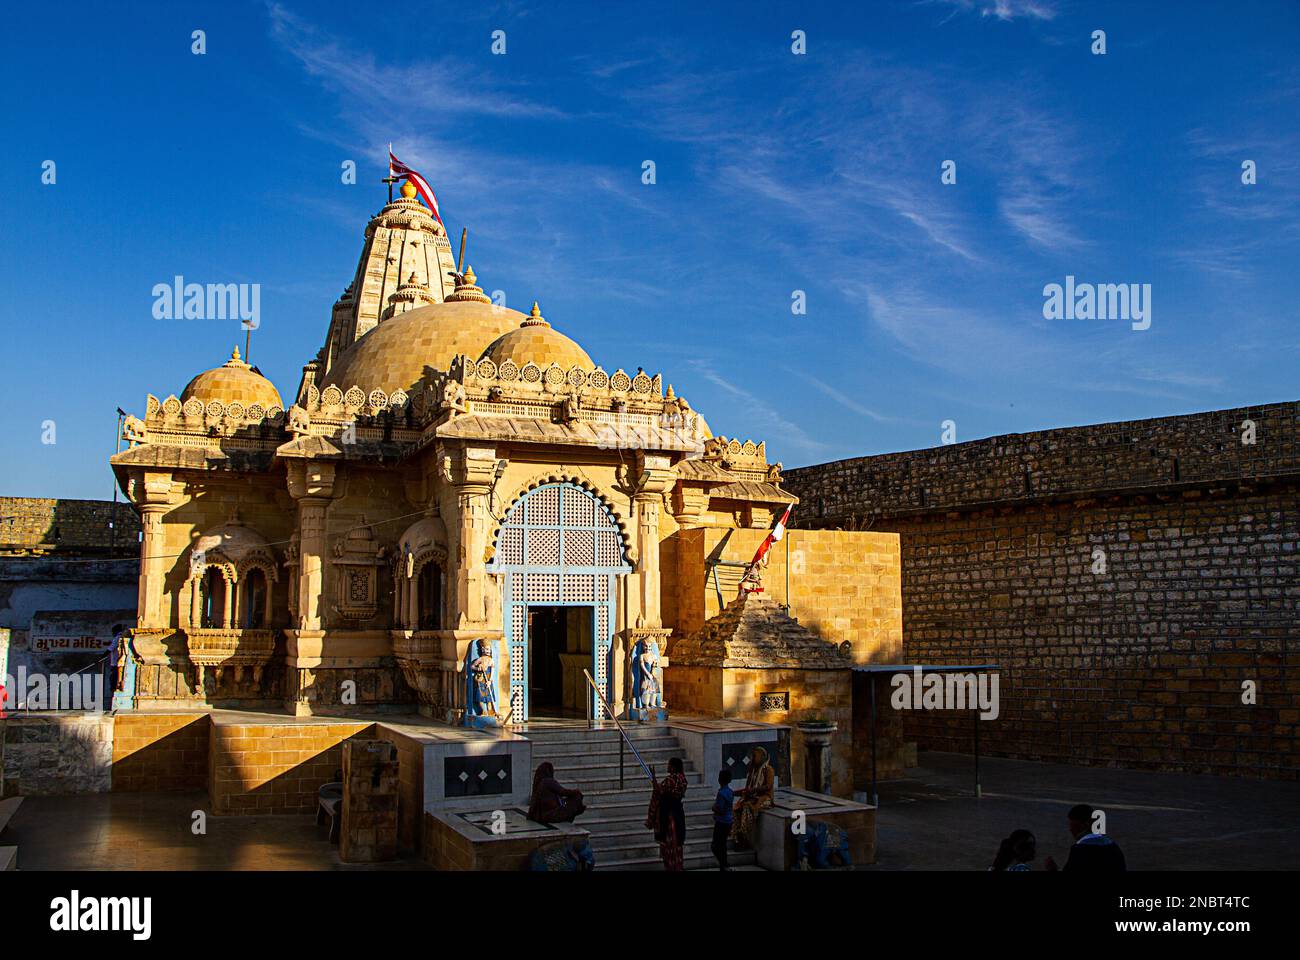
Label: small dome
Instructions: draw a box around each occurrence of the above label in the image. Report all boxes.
[193,521,272,566]
[181,347,283,410]
[398,515,447,556]
[480,302,594,370]
[325,299,524,393]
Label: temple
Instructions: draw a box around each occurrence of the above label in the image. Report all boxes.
[106,178,900,868]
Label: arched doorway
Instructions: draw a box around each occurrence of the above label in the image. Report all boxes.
[489,482,630,721]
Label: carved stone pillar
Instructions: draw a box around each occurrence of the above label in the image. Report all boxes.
[286,461,336,631]
[446,444,497,629]
[284,461,337,715]
[131,471,174,629]
[630,453,676,631]
[222,581,234,629]
[189,577,202,629]
[634,493,663,630]
[408,571,420,628]
[625,454,676,716]
[296,497,329,630]
[671,485,710,530]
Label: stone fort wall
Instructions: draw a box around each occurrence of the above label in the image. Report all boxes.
[0,497,141,557]
[783,401,1299,779]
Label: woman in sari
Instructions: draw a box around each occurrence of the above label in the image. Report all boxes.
[645,757,689,871]
[731,746,775,849]
[526,762,586,824]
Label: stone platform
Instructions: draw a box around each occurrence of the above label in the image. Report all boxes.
[423,807,589,871]
[754,787,876,870]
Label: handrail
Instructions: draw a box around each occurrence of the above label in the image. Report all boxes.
[582,669,654,782]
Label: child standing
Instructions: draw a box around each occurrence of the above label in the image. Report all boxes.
[712,769,735,871]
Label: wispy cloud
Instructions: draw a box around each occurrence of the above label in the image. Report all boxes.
[924,0,1059,22]
[267,3,563,120]
[687,360,830,454]
[793,371,912,424]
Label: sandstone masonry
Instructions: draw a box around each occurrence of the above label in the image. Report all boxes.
[784,401,1299,779]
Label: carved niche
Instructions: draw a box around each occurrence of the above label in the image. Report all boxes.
[332,517,387,622]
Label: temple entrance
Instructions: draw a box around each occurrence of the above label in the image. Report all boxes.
[488,481,632,722]
[527,605,594,717]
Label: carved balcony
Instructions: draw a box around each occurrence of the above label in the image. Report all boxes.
[185,628,277,689]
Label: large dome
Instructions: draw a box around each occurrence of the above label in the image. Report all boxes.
[324,299,524,393]
[480,303,594,370]
[181,347,283,410]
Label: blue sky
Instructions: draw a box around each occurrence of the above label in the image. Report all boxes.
[2,0,1298,499]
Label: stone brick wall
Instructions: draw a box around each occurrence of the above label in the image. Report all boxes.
[112,713,210,792]
[1,714,114,796]
[0,498,141,557]
[784,401,1300,779]
[666,527,903,664]
[668,664,853,795]
[207,719,375,814]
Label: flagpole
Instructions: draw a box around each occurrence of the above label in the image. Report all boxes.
[785,526,791,614]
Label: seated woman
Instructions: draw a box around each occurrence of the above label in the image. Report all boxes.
[526,762,587,824]
[731,746,775,849]
[990,829,1037,871]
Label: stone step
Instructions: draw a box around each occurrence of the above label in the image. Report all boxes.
[594,834,733,862]
[600,848,757,872]
[532,737,682,759]
[0,846,16,872]
[581,796,717,819]
[561,773,705,796]
[585,816,717,837]
[519,725,673,744]
[0,797,23,837]
[527,757,696,783]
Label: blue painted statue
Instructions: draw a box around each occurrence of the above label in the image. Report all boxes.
[629,637,666,721]
[465,639,498,727]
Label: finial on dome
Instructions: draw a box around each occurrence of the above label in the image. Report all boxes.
[400,179,417,199]
[522,301,549,328]
[224,345,250,368]
[445,264,492,304]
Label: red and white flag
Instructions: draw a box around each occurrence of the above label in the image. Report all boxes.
[742,504,793,591]
[388,145,444,227]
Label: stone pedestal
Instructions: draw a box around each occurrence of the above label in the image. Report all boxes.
[341,740,399,863]
[797,720,838,795]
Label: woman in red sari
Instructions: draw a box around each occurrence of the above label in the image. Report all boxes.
[645,757,689,871]
[526,762,586,824]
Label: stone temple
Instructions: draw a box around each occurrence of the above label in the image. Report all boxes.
[90,179,897,869]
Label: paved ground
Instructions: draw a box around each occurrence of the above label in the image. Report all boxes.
[5,792,428,870]
[7,752,1296,870]
[865,751,1300,870]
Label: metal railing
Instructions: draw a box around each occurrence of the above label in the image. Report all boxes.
[582,669,653,790]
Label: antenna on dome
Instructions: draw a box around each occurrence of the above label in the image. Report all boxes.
[457,228,468,275]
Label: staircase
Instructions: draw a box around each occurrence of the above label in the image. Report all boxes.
[522,722,756,871]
